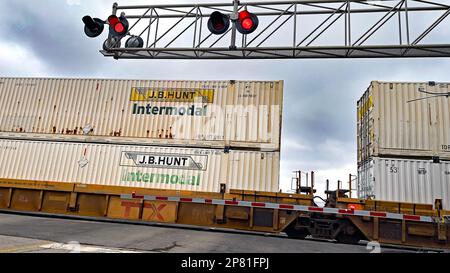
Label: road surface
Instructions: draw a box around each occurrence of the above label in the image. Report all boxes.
[0,212,420,253]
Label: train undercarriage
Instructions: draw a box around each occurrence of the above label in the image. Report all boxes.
[0,179,448,251]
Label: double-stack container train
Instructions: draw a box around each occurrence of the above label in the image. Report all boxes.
[0,77,449,250]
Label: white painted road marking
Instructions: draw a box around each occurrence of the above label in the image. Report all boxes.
[39,242,143,253]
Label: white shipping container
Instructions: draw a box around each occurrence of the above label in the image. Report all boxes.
[0,77,283,150]
[357,81,450,165]
[358,157,450,210]
[0,139,280,193]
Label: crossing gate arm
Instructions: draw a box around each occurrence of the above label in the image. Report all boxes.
[120,193,437,223]
[121,193,450,249]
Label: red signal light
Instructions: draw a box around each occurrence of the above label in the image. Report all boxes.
[108,15,128,36]
[114,23,125,33]
[347,204,364,210]
[237,10,258,35]
[242,18,253,30]
[239,10,251,22]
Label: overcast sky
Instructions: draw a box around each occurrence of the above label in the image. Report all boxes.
[1,0,449,198]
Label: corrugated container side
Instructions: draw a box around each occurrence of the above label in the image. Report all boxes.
[0,139,280,193]
[435,85,450,156]
[357,159,374,199]
[357,81,450,165]
[358,157,450,210]
[437,161,450,210]
[357,86,374,165]
[0,78,283,150]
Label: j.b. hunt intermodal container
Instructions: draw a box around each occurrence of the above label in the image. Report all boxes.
[0,77,283,151]
[0,139,279,193]
[357,81,450,165]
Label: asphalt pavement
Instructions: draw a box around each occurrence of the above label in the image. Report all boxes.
[0,212,418,253]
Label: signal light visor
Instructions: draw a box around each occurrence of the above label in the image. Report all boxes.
[82,16,105,38]
[207,11,230,35]
[107,15,120,26]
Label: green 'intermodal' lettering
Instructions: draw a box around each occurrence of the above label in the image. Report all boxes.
[121,171,201,186]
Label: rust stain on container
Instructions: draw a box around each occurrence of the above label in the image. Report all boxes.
[0,77,283,151]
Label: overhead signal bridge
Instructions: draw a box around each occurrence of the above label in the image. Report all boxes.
[83,0,450,59]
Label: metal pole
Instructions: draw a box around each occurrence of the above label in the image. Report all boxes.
[193,7,200,49]
[293,3,297,50]
[113,2,118,15]
[311,171,315,195]
[146,9,154,48]
[345,0,348,46]
[347,1,351,46]
[230,0,239,50]
[111,3,119,59]
[306,172,309,188]
[349,173,352,198]
[398,0,403,45]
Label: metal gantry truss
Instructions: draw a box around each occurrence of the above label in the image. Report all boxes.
[101,0,450,59]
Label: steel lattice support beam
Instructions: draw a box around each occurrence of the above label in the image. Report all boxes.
[100,0,450,59]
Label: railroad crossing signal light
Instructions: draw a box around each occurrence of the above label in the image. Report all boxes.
[82,16,105,38]
[108,15,129,37]
[125,36,144,48]
[103,14,130,50]
[236,10,259,35]
[208,11,230,35]
[83,12,143,50]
